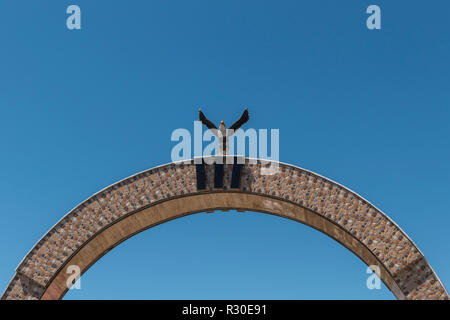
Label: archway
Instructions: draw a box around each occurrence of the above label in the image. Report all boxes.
[2,158,448,300]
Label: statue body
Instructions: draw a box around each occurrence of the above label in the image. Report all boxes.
[199,109,249,155]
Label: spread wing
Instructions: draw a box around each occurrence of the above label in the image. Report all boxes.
[199,109,217,130]
[229,109,249,131]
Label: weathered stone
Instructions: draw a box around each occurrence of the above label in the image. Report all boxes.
[1,158,448,300]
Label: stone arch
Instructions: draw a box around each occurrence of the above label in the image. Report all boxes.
[2,158,448,300]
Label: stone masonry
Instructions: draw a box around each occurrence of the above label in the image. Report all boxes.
[2,158,448,300]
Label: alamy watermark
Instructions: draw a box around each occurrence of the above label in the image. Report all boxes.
[66,265,81,290]
[65,5,381,31]
[366,265,382,290]
[171,121,280,175]
[366,5,381,30]
[66,5,81,30]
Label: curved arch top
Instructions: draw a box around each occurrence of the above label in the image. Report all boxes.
[2,157,448,300]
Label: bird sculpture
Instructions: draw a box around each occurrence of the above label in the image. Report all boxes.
[199,108,250,155]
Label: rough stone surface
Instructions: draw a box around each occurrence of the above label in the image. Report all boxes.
[2,158,448,300]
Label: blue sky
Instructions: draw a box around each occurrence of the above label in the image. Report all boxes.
[0,1,449,299]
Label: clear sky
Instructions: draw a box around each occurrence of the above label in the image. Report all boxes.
[0,1,449,299]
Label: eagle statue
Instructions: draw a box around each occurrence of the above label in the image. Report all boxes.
[199,108,250,155]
